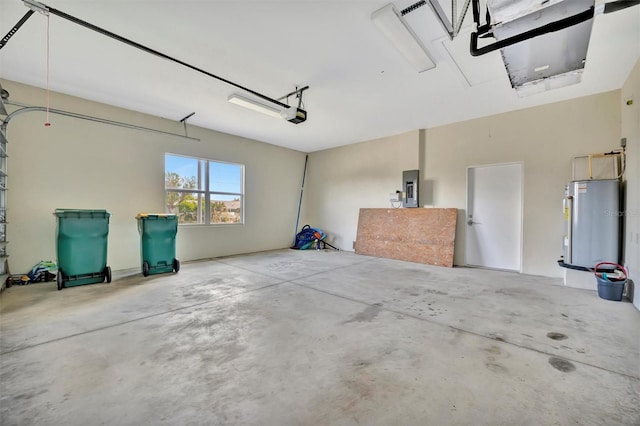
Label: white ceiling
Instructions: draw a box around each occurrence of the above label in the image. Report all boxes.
[1,0,639,152]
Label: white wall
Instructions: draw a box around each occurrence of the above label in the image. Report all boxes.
[304,92,623,278]
[423,91,621,277]
[6,75,635,284]
[2,80,306,273]
[301,131,419,250]
[621,60,640,309]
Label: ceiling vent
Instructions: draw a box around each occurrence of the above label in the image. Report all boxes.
[491,0,594,95]
[471,0,639,95]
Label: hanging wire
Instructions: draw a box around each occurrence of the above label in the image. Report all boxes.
[45,12,51,127]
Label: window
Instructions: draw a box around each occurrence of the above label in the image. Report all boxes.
[165,154,244,225]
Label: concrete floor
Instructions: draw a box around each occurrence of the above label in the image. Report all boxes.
[1,249,639,425]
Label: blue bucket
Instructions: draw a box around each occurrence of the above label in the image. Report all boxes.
[594,262,627,302]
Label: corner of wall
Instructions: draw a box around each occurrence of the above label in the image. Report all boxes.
[620,58,640,310]
[301,131,421,251]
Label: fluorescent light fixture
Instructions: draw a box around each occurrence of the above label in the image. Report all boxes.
[228,93,308,124]
[228,93,283,119]
[371,4,436,73]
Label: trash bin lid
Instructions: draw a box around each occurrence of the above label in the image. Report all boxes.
[136,213,177,219]
[54,209,111,217]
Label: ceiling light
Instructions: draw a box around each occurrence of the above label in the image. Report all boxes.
[228,93,282,118]
[228,93,307,124]
[371,3,436,73]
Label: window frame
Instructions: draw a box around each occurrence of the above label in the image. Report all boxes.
[165,153,245,225]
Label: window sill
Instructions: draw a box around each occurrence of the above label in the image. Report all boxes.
[178,223,245,227]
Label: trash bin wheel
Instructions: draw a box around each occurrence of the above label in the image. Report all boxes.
[142,261,150,277]
[57,271,64,291]
[104,266,112,283]
[173,258,180,273]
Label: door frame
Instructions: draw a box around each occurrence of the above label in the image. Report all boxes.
[464,161,525,273]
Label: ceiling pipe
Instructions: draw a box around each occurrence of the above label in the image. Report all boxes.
[470,4,596,56]
[470,0,640,57]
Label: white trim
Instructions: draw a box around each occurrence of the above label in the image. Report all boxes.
[465,161,524,273]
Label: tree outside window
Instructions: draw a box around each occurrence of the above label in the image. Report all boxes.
[165,154,244,225]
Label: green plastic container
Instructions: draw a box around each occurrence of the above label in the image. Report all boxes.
[54,209,111,290]
[136,213,180,276]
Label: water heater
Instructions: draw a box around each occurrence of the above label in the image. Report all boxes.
[403,170,419,208]
[563,179,620,268]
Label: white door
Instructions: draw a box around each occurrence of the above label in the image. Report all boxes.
[466,163,523,271]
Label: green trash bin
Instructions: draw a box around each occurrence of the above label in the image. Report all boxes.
[136,213,180,277]
[54,209,112,290]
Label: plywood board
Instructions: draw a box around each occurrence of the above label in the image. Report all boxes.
[355,208,457,267]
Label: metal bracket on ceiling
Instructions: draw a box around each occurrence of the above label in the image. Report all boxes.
[277,86,309,110]
[400,0,472,39]
[23,0,49,15]
[179,112,195,137]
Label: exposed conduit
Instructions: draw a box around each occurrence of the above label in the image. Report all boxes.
[292,154,309,247]
[470,0,640,57]
[1,101,200,142]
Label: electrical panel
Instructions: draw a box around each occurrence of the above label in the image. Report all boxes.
[402,170,419,208]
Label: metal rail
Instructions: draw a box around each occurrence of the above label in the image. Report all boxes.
[2,1,305,111]
[2,102,200,142]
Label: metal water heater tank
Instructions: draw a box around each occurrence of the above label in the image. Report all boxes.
[563,179,620,268]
